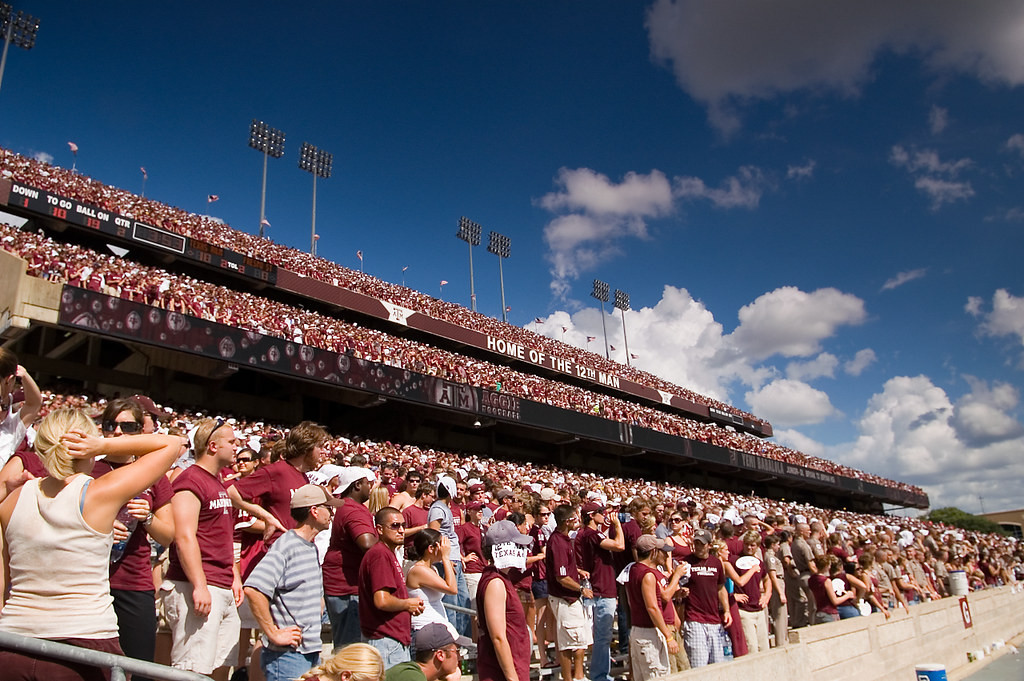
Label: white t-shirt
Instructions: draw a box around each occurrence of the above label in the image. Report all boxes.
[0,408,26,467]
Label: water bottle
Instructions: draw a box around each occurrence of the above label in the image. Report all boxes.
[723,636,733,659]
[110,502,139,563]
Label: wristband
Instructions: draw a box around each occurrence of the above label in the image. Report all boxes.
[143,512,154,527]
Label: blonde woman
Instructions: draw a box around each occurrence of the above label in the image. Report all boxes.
[299,642,384,681]
[368,486,391,515]
[0,407,184,680]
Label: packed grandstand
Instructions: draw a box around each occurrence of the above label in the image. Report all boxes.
[0,146,924,497]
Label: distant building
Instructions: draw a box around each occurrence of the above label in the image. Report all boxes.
[980,509,1024,539]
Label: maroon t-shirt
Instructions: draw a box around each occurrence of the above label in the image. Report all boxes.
[402,503,429,552]
[12,444,47,478]
[809,574,838,615]
[613,519,641,571]
[545,530,580,603]
[457,522,486,574]
[358,542,411,644]
[684,554,725,624]
[626,562,661,628]
[476,565,529,681]
[659,570,675,625]
[529,525,547,581]
[575,526,617,598]
[167,465,235,589]
[230,459,308,579]
[323,498,377,596]
[93,459,173,592]
[725,537,744,561]
[731,555,765,613]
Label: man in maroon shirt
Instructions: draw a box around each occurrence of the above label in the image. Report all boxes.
[358,507,425,667]
[575,501,623,681]
[227,421,329,580]
[682,530,731,668]
[402,481,436,551]
[546,504,592,681]
[166,417,242,678]
[323,466,378,651]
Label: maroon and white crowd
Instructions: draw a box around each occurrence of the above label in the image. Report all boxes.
[0,147,767,429]
[0,222,922,495]
[0,383,1017,681]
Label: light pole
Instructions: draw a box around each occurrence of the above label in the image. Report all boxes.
[487,231,511,323]
[614,289,631,366]
[456,216,482,312]
[591,279,610,359]
[0,4,39,97]
[299,142,332,255]
[248,120,285,239]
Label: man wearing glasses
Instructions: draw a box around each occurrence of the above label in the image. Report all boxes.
[359,507,426,667]
[244,484,341,681]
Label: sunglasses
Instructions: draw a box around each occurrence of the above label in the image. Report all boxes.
[670,517,684,523]
[382,521,406,530]
[235,457,253,463]
[102,420,142,434]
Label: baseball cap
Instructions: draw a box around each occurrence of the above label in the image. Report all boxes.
[693,529,713,545]
[581,501,606,515]
[539,487,556,501]
[412,623,456,652]
[485,519,533,547]
[495,488,513,501]
[636,535,672,553]
[290,484,344,509]
[336,467,374,493]
[437,475,457,498]
[465,501,484,511]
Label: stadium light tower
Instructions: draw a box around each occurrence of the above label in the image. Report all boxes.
[248,119,285,238]
[591,279,610,359]
[487,231,511,323]
[456,216,482,312]
[299,142,332,255]
[0,4,40,97]
[614,289,631,366]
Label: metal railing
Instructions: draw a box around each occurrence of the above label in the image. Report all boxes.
[0,631,211,681]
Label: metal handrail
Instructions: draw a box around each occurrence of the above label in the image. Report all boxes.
[0,631,211,681]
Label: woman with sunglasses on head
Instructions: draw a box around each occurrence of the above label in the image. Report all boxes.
[89,397,177,680]
[405,528,463,663]
[0,407,185,681]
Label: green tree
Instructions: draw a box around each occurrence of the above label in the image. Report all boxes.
[926,507,1008,535]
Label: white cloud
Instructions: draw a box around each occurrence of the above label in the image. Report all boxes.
[773,428,826,458]
[786,160,816,180]
[673,165,770,209]
[1007,133,1024,156]
[975,289,1024,343]
[837,375,1024,511]
[881,268,927,291]
[31,151,54,165]
[538,168,671,300]
[890,146,975,208]
[745,379,838,426]
[646,0,1024,133]
[538,167,675,217]
[965,296,984,317]
[786,353,838,381]
[844,348,877,376]
[729,286,867,361]
[928,105,948,134]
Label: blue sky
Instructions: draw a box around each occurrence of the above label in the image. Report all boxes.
[3,1,1024,514]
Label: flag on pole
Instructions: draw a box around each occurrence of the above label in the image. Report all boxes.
[440,280,448,286]
[260,218,271,228]
[357,250,363,261]
[610,345,616,351]
[140,167,147,179]
[207,194,219,203]
[562,326,568,333]
[506,306,511,312]
[67,141,78,154]
[402,266,409,272]
[314,234,320,241]
[630,353,639,359]
[534,317,544,324]
[587,336,596,342]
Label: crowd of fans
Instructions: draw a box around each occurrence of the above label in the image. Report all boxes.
[0,386,1017,680]
[1,221,923,495]
[0,147,767,429]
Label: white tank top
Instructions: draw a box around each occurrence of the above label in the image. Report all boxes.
[0,475,118,639]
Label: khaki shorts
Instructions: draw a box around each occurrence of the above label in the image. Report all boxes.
[165,580,240,674]
[549,596,593,651]
[630,626,669,681]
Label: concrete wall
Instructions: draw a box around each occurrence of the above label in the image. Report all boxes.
[0,250,61,338]
[666,586,1024,681]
